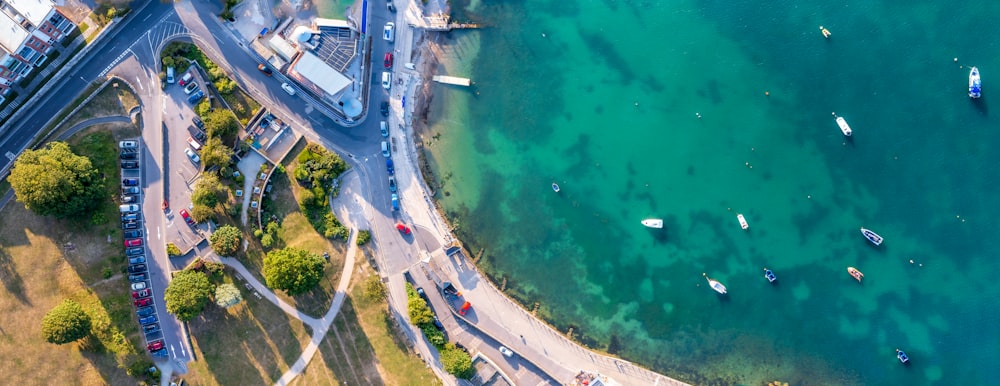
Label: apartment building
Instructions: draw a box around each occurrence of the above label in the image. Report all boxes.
[0,0,76,99]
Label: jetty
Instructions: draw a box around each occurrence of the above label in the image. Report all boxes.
[432,75,471,87]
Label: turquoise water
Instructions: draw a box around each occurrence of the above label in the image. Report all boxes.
[314,0,354,19]
[420,0,1000,384]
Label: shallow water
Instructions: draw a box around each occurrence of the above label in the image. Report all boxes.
[420,0,1000,384]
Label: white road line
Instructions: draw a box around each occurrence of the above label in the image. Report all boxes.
[142,13,152,22]
[156,226,161,240]
[135,76,143,90]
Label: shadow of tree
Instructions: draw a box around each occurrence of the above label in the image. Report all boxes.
[317,297,384,385]
[0,247,28,305]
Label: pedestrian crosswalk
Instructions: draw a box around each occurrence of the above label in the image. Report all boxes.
[99,21,192,77]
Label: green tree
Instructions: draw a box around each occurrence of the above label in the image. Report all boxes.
[192,173,225,208]
[164,270,213,321]
[262,247,325,295]
[200,136,233,169]
[166,243,181,256]
[362,275,386,302]
[356,230,371,246]
[204,109,239,138]
[40,299,91,344]
[405,283,434,325]
[214,283,242,308]
[9,142,105,218]
[440,345,474,378]
[209,225,242,256]
[189,203,214,222]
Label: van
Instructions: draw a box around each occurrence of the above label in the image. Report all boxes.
[381,141,390,157]
[281,82,296,96]
[166,67,175,84]
[381,72,392,90]
[187,137,202,151]
[380,121,389,137]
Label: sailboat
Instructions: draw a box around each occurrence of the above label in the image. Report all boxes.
[641,218,663,228]
[703,273,727,295]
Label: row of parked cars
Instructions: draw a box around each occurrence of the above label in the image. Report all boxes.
[118,140,166,358]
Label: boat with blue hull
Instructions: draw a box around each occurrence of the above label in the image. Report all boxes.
[896,349,910,365]
[763,268,777,283]
[969,67,982,98]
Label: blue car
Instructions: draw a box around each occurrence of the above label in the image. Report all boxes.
[391,193,400,211]
[187,90,205,104]
[136,306,155,317]
[386,159,394,175]
[139,315,158,325]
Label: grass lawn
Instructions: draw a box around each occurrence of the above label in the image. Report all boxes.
[42,82,139,147]
[0,124,154,385]
[182,268,318,385]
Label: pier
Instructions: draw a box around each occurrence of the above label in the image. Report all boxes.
[432,75,471,87]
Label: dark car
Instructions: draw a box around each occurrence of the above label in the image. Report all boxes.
[384,52,393,68]
[122,178,139,186]
[136,306,155,317]
[388,176,397,192]
[127,247,144,256]
[124,230,143,238]
[122,186,140,195]
[258,63,273,76]
[120,151,138,159]
[386,159,394,175]
[433,319,444,331]
[188,90,205,104]
[128,264,147,274]
[128,273,147,282]
[442,282,458,296]
[128,255,146,264]
[188,125,206,142]
[192,116,204,129]
[139,315,157,325]
[121,195,137,203]
[121,161,139,169]
[380,101,389,116]
[134,298,152,307]
[143,323,160,334]
[416,287,427,301]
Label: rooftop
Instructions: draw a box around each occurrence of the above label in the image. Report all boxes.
[0,11,29,54]
[289,51,352,98]
[311,19,355,73]
[5,0,55,26]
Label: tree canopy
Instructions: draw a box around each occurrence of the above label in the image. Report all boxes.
[41,299,92,344]
[191,173,225,208]
[440,344,474,378]
[200,136,233,170]
[262,247,325,295]
[405,283,434,325]
[210,225,242,256]
[203,109,239,139]
[164,270,214,321]
[9,142,105,218]
[214,283,243,308]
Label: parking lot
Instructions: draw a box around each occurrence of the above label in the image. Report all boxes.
[161,67,209,255]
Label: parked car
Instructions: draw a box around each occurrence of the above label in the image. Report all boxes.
[143,323,160,334]
[119,140,138,149]
[380,101,389,116]
[122,221,138,230]
[433,319,444,331]
[134,298,152,307]
[121,161,139,169]
[128,255,146,264]
[131,281,147,291]
[132,288,151,298]
[386,159,394,175]
[281,82,296,96]
[187,90,205,104]
[380,121,389,137]
[128,264,147,274]
[122,213,141,221]
[396,222,411,234]
[192,116,204,129]
[128,273,147,282]
[185,148,200,163]
[179,209,195,225]
[384,52,393,69]
[183,81,199,95]
[121,195,137,203]
[416,287,427,301]
[124,238,143,247]
[459,301,471,315]
[136,306,155,317]
[146,339,164,352]
[381,141,391,157]
[498,346,514,358]
[383,22,395,42]
[119,204,140,213]
[124,230,143,238]
[381,72,392,90]
[122,178,140,186]
[187,137,202,151]
[258,63,273,76]
[122,186,140,195]
[188,125,206,142]
[391,193,400,211]
[126,247,144,256]
[388,176,396,192]
[139,315,157,325]
[120,151,138,159]
[179,72,193,86]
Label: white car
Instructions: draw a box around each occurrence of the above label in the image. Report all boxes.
[183,81,199,95]
[119,140,138,149]
[281,82,296,96]
[381,72,392,90]
[131,281,147,291]
[383,22,395,42]
[185,148,201,163]
[498,346,513,358]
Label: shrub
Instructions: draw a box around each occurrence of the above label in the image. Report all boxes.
[362,275,386,302]
[164,270,213,321]
[209,225,242,256]
[356,230,371,246]
[215,283,242,308]
[440,344,474,378]
[41,299,92,344]
[262,247,325,295]
[166,243,181,256]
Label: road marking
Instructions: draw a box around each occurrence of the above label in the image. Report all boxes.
[170,344,176,358]
[4,151,14,161]
[143,13,152,22]
[156,226,161,240]
[135,76,143,90]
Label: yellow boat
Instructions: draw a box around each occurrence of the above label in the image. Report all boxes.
[820,26,831,38]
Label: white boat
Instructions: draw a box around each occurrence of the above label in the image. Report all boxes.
[703,273,727,294]
[860,227,883,246]
[737,214,749,230]
[551,182,560,192]
[969,67,982,98]
[835,116,852,136]
[641,218,663,229]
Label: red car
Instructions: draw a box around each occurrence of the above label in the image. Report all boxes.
[384,52,393,69]
[134,298,152,307]
[395,222,411,234]
[147,339,164,351]
[179,209,195,225]
[124,238,143,247]
[459,301,471,316]
[132,289,151,299]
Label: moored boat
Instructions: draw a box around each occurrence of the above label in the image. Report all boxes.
[860,228,883,246]
[896,349,910,364]
[737,214,749,230]
[847,266,864,282]
[703,273,727,294]
[552,182,560,192]
[969,67,982,98]
[641,218,663,229]
[819,26,831,38]
[763,268,777,283]
[835,116,852,136]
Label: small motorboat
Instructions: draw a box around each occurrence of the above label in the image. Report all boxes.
[763,268,777,283]
[551,182,560,193]
[641,218,663,229]
[819,26,831,38]
[860,228,883,246]
[969,67,982,98]
[703,273,727,294]
[737,214,749,230]
[835,116,852,136]
[896,349,910,365]
[847,266,864,282]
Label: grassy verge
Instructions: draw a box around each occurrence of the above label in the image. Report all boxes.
[0,123,150,385]
[182,268,316,385]
[163,42,260,124]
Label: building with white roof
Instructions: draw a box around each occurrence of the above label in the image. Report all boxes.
[0,0,76,98]
[287,51,352,100]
